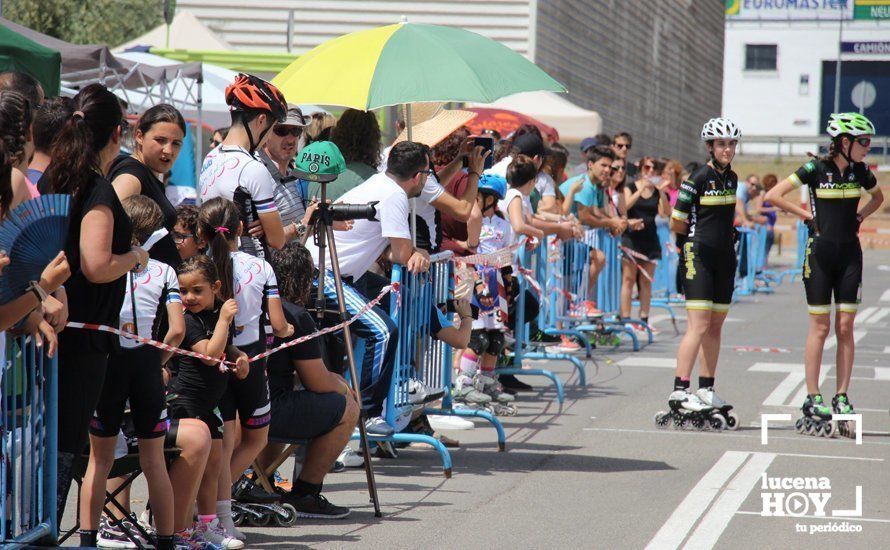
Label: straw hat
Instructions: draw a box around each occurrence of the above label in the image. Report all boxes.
[393,102,477,147]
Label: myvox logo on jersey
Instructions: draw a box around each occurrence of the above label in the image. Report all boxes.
[760,474,862,519]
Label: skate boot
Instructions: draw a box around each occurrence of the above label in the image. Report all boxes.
[654,390,716,431]
[453,374,493,411]
[474,373,517,416]
[231,475,297,527]
[695,387,737,431]
[832,393,857,439]
[797,394,835,437]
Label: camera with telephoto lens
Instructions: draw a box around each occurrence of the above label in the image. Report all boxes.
[311,201,379,224]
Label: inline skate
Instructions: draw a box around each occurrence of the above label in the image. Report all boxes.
[231,474,297,527]
[475,372,518,416]
[453,374,493,412]
[796,394,835,437]
[832,393,857,439]
[654,390,726,431]
[695,387,739,430]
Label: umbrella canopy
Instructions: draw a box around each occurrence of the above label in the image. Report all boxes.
[0,24,61,96]
[472,91,602,143]
[464,107,559,143]
[273,22,565,110]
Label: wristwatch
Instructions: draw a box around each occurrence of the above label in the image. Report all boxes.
[27,281,48,304]
[293,222,308,239]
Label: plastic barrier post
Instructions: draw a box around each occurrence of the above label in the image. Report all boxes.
[1,335,58,545]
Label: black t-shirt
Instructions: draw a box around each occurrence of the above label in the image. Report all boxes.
[624,181,661,245]
[671,164,738,249]
[59,174,133,353]
[267,301,323,400]
[791,158,877,243]
[108,155,181,268]
[172,301,232,409]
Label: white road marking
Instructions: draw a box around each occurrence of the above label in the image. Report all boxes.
[645,451,748,550]
[855,306,878,325]
[615,357,677,368]
[748,363,805,407]
[867,307,890,324]
[881,289,890,302]
[684,453,776,550]
[875,367,890,381]
[735,510,890,523]
[824,330,866,350]
[883,346,890,354]
[583,427,890,447]
[789,367,829,409]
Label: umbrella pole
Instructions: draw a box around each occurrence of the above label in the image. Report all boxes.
[406,104,416,246]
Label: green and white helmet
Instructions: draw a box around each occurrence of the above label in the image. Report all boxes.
[826,112,875,137]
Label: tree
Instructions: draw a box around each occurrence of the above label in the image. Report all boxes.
[4,0,163,47]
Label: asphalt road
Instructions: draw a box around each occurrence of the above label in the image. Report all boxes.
[62,251,890,549]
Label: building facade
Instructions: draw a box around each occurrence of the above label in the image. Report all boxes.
[178,0,725,161]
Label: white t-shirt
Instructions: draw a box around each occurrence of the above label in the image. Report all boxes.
[416,174,446,251]
[498,188,532,245]
[199,145,279,258]
[118,259,181,349]
[478,214,513,255]
[487,155,512,178]
[535,171,556,197]
[308,172,411,280]
[230,251,279,347]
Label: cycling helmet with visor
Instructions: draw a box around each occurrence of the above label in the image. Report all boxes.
[225,73,288,152]
[826,112,875,163]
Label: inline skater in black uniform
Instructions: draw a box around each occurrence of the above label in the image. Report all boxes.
[765,113,882,437]
[657,118,741,431]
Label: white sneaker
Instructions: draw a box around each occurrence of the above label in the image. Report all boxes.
[428,414,475,431]
[197,519,244,549]
[338,447,365,468]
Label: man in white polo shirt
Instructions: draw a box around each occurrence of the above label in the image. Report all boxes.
[304,141,432,437]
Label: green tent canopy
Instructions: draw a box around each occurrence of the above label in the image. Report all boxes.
[0,24,61,96]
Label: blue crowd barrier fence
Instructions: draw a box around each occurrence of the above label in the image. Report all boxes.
[777,221,807,284]
[1,335,58,546]
[736,225,775,296]
[595,230,651,350]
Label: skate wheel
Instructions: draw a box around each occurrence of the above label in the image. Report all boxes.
[691,416,705,430]
[795,417,806,433]
[725,412,739,431]
[823,421,836,438]
[804,418,816,435]
[247,512,271,527]
[232,509,245,527]
[709,414,727,431]
[274,503,298,527]
[654,411,671,429]
[676,414,689,430]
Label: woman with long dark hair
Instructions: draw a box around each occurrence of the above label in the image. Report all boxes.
[42,83,149,543]
[326,109,382,201]
[109,104,187,267]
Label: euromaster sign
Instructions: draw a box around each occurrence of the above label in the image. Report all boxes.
[854,0,890,18]
[726,0,854,19]
[841,41,890,53]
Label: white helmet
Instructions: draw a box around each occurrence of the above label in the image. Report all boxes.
[701,118,741,142]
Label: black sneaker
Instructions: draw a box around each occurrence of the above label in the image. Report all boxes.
[282,492,350,519]
[373,440,399,459]
[530,330,561,345]
[499,374,534,392]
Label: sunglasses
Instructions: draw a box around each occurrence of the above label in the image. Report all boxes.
[611,164,625,171]
[615,143,630,150]
[273,125,302,138]
[642,164,655,171]
[172,232,195,244]
[855,137,871,147]
[209,139,221,148]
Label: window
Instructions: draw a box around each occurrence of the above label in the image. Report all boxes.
[745,44,777,71]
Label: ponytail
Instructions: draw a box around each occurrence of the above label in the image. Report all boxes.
[198,197,240,300]
[42,84,121,200]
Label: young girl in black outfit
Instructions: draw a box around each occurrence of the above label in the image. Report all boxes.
[41,84,150,540]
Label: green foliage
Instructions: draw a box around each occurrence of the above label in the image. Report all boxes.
[4,0,164,47]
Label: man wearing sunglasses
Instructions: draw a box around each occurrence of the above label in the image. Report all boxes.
[611,132,637,183]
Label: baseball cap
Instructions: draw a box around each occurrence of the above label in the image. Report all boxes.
[293,141,346,182]
[513,133,550,158]
[280,104,307,127]
[580,137,597,153]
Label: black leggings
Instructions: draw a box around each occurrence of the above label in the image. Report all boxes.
[58,351,109,454]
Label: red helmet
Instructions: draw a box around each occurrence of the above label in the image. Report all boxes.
[225,73,287,123]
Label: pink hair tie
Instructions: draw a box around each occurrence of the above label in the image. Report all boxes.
[72,110,85,120]
[215,226,230,235]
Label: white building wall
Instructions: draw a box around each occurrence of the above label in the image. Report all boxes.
[724,20,890,154]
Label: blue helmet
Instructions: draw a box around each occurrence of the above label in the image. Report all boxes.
[478,173,507,200]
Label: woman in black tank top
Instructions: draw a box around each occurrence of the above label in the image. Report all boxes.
[109,104,186,268]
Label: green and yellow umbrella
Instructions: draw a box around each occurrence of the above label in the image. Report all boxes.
[273,22,565,111]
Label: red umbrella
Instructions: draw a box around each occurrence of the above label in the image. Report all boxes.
[465,107,560,142]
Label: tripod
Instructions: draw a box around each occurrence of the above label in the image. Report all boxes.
[302,182,382,517]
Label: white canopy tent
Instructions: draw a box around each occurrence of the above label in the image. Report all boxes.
[472,90,601,143]
[115,10,231,52]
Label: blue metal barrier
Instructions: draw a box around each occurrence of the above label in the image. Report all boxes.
[595,230,650,350]
[736,225,775,296]
[1,334,58,545]
[536,239,593,357]
[777,221,807,284]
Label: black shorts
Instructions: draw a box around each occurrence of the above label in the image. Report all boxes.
[90,346,167,440]
[168,397,223,440]
[468,329,505,356]
[269,391,346,442]
[803,237,862,315]
[683,240,736,312]
[219,341,271,429]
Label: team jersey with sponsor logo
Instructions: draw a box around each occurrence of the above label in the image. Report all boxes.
[118,259,181,349]
[671,164,738,248]
[199,145,279,258]
[230,250,279,347]
[789,158,877,243]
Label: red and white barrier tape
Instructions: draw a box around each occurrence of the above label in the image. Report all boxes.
[619,245,654,282]
[67,283,399,365]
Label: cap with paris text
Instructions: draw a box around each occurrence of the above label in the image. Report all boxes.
[293,141,346,182]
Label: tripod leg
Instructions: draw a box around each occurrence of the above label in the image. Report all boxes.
[324,225,383,517]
